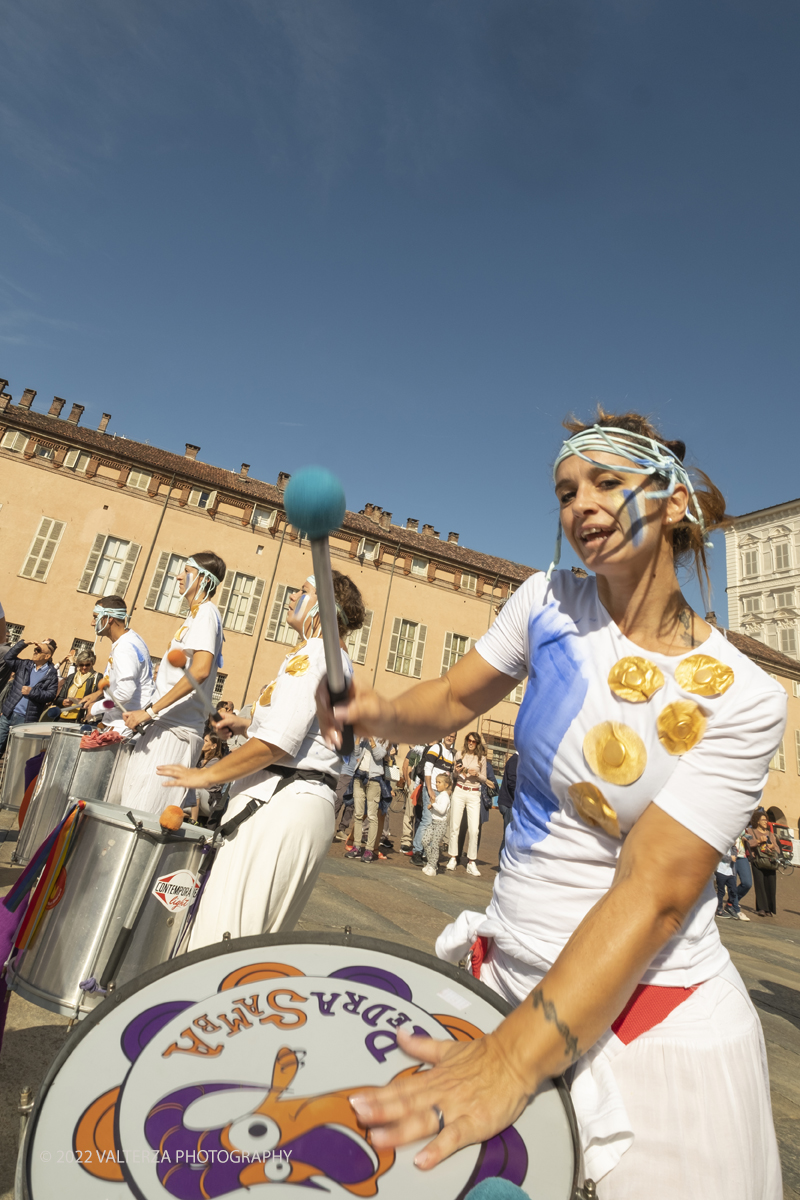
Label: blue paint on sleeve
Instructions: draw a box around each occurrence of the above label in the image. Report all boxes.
[506,600,587,852]
[622,488,645,547]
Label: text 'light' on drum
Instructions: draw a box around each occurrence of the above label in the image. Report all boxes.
[22,935,580,1200]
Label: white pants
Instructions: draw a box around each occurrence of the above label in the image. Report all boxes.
[120,723,202,815]
[448,785,482,860]
[188,786,334,949]
[481,947,782,1199]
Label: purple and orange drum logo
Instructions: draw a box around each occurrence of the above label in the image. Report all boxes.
[73,960,528,1198]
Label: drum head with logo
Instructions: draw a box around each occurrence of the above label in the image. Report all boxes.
[21,933,579,1200]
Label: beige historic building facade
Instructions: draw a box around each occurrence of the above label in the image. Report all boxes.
[0,384,533,771]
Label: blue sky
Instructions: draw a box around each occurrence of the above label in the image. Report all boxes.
[3,0,800,620]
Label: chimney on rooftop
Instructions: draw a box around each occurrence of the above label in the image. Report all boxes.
[48,397,65,418]
[705,611,718,626]
[97,413,111,433]
[66,403,84,425]
[0,391,10,412]
[185,443,200,460]
[277,471,291,490]
[447,531,459,544]
[380,511,392,530]
[240,463,250,478]
[422,523,435,537]
[406,518,419,532]
[19,389,37,411]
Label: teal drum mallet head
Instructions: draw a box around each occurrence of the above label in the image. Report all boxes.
[284,467,347,540]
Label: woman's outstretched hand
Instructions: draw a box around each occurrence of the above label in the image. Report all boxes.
[315,675,398,750]
[348,1028,534,1170]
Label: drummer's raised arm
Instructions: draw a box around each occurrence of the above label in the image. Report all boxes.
[316,649,519,750]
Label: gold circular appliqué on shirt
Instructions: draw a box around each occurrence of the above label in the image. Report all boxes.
[674,654,734,697]
[258,681,276,707]
[568,782,622,839]
[608,656,665,703]
[285,654,310,677]
[657,700,706,754]
[583,722,647,785]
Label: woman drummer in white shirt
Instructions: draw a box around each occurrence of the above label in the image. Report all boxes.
[120,552,226,815]
[157,571,365,943]
[318,410,786,1200]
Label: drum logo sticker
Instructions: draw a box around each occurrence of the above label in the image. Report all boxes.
[152,869,200,912]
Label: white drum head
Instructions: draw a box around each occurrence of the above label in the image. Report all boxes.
[22,934,579,1199]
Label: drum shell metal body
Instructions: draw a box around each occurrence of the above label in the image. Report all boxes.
[13,728,133,867]
[0,723,53,813]
[8,801,208,1020]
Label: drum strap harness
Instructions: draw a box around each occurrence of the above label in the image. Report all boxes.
[217,765,337,839]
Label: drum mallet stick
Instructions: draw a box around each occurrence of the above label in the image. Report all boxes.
[284,467,354,756]
[164,650,220,721]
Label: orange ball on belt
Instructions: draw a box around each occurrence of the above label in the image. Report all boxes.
[159,805,185,831]
[166,649,187,669]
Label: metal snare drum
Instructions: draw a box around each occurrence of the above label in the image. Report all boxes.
[20,933,581,1200]
[13,728,135,867]
[0,722,53,813]
[7,801,209,1020]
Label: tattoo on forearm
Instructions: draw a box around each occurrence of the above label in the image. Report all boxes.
[531,989,581,1063]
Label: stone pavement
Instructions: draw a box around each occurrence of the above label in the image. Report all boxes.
[1,805,799,1197]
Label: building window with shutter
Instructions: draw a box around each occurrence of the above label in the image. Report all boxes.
[34,444,55,461]
[128,470,152,490]
[19,517,66,583]
[71,638,94,655]
[410,556,428,577]
[793,681,800,698]
[774,591,794,609]
[213,672,227,702]
[743,550,759,577]
[188,488,212,508]
[460,572,477,593]
[144,552,189,615]
[1,429,29,453]
[223,572,265,635]
[265,584,303,646]
[775,543,791,571]
[441,632,475,674]
[507,680,526,704]
[78,534,141,596]
[7,622,25,643]
[386,618,427,677]
[779,628,798,658]
[345,610,373,665]
[252,505,275,529]
[64,449,91,473]
[358,538,379,560]
[742,596,762,613]
[770,739,786,772]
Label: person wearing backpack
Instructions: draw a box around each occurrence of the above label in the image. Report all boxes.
[411,733,456,865]
[400,744,425,852]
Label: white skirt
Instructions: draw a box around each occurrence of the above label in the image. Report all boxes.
[480,945,782,1199]
[119,723,202,814]
[188,785,334,949]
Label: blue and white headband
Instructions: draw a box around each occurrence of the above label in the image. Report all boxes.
[93,605,129,634]
[546,425,707,581]
[184,557,221,597]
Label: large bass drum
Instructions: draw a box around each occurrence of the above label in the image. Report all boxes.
[7,801,209,1020]
[19,933,581,1200]
[13,726,134,867]
[0,722,53,813]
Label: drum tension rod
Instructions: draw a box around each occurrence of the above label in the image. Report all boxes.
[575,1180,598,1199]
[18,1086,34,1148]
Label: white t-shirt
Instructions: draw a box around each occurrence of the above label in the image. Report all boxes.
[101,630,154,730]
[233,636,353,807]
[474,570,786,988]
[153,602,223,733]
[423,743,455,795]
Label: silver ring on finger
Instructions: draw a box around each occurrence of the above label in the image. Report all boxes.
[432,1105,445,1133]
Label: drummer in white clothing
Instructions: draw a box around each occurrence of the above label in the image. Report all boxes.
[120,552,226,815]
[158,571,366,944]
[81,595,154,734]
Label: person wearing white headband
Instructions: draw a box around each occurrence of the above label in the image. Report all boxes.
[80,594,154,734]
[158,570,365,945]
[119,551,226,815]
[318,409,786,1199]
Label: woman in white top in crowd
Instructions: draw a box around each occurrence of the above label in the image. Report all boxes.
[319,409,786,1200]
[121,552,225,815]
[159,571,365,944]
[447,730,487,877]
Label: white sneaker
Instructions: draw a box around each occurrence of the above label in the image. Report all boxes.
[466,861,481,877]
[422,864,437,877]
[735,911,751,921]
[446,858,457,871]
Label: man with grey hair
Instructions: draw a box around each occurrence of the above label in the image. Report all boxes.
[0,637,59,756]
